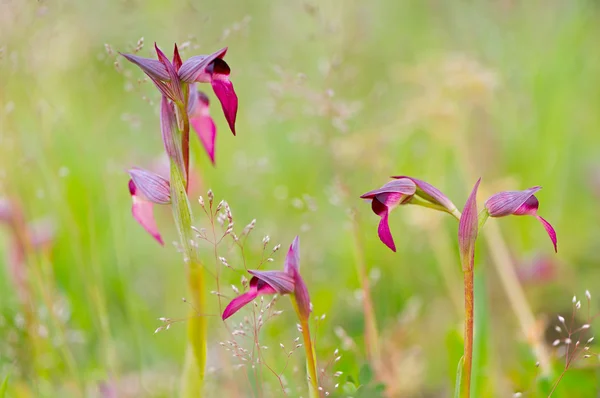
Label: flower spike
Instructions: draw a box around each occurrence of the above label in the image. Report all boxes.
[485,187,557,252]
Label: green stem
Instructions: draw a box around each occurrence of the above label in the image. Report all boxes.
[169,106,206,397]
[299,316,320,398]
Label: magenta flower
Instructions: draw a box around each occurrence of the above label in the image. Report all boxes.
[360,177,458,252]
[188,87,217,164]
[121,44,237,136]
[484,186,557,252]
[128,168,170,245]
[222,236,311,320]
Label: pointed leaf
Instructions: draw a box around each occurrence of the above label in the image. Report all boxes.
[292,272,311,320]
[458,179,480,271]
[284,236,301,274]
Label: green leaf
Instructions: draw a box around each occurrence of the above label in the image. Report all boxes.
[454,356,464,398]
[0,375,8,398]
[342,381,358,394]
[358,363,374,385]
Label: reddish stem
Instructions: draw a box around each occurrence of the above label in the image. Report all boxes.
[462,268,474,398]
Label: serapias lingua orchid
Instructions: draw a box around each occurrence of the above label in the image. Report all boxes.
[484,186,557,252]
[222,236,311,321]
[121,44,238,162]
[360,176,458,252]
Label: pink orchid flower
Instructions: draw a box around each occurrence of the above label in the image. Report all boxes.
[360,177,458,252]
[222,236,311,321]
[485,186,557,252]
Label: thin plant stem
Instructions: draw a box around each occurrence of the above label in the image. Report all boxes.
[299,316,320,398]
[349,208,380,364]
[462,268,474,398]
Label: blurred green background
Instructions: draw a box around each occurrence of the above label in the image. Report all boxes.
[1,0,600,396]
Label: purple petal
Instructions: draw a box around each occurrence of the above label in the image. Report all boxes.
[292,271,311,320]
[248,270,295,294]
[154,43,184,103]
[160,96,186,176]
[119,52,170,81]
[392,176,457,213]
[513,195,539,216]
[485,187,541,217]
[360,179,416,199]
[129,180,164,245]
[189,91,217,164]
[536,216,558,253]
[172,43,182,72]
[210,58,238,136]
[178,47,228,83]
[222,290,258,320]
[128,168,170,204]
[372,198,396,252]
[284,236,301,274]
[458,179,480,270]
[222,277,277,320]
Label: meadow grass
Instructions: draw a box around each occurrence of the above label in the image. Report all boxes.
[1,0,600,396]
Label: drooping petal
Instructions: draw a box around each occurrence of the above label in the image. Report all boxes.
[458,179,480,271]
[209,58,238,135]
[248,270,295,294]
[189,91,217,164]
[129,168,171,204]
[178,47,228,83]
[360,179,416,199]
[222,277,277,320]
[372,198,396,252]
[129,179,164,245]
[536,215,558,252]
[392,176,458,214]
[484,187,542,217]
[222,290,258,321]
[119,53,170,80]
[160,96,186,176]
